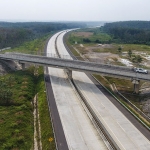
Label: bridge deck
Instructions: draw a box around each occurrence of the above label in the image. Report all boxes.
[0,52,150,81]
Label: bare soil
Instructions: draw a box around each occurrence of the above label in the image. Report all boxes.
[78,44,118,63]
[85,52,119,63]
[86,44,114,50]
[73,43,150,117]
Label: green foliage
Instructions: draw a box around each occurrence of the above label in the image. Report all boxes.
[0,28,33,49]
[95,39,101,43]
[68,33,83,44]
[128,50,132,58]
[10,35,49,54]
[0,71,34,149]
[118,47,122,53]
[0,71,35,106]
[0,33,56,149]
[131,55,143,64]
[0,22,86,49]
[103,21,150,30]
[101,21,150,45]
[68,29,112,45]
[0,69,46,149]
[83,38,91,43]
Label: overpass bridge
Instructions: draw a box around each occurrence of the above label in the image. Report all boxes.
[0,52,150,92]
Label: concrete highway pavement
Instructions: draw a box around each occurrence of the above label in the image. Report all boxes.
[87,73,150,141]
[57,31,150,149]
[47,31,108,150]
[44,69,69,150]
[44,34,69,150]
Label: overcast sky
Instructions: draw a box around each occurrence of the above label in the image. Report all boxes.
[0,0,150,22]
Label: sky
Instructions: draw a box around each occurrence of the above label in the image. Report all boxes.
[0,0,150,22]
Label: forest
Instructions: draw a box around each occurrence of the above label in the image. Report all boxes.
[0,22,86,49]
[101,21,150,45]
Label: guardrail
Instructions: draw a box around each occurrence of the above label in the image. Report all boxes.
[113,83,150,123]
[94,76,150,131]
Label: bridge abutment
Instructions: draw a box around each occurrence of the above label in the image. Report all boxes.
[132,79,140,93]
[64,69,72,80]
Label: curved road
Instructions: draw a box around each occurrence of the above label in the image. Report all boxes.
[57,31,150,150]
[47,31,108,150]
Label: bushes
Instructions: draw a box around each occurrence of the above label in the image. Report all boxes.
[0,71,35,149]
[102,21,150,45]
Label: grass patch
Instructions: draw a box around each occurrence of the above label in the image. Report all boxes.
[114,43,150,54]
[2,34,50,55]
[67,29,150,57]
[93,74,111,90]
[65,34,84,61]
[68,29,112,45]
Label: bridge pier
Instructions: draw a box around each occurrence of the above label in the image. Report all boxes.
[21,63,25,70]
[64,69,72,80]
[132,79,140,93]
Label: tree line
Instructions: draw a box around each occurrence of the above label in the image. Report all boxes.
[0,22,86,49]
[101,21,150,45]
